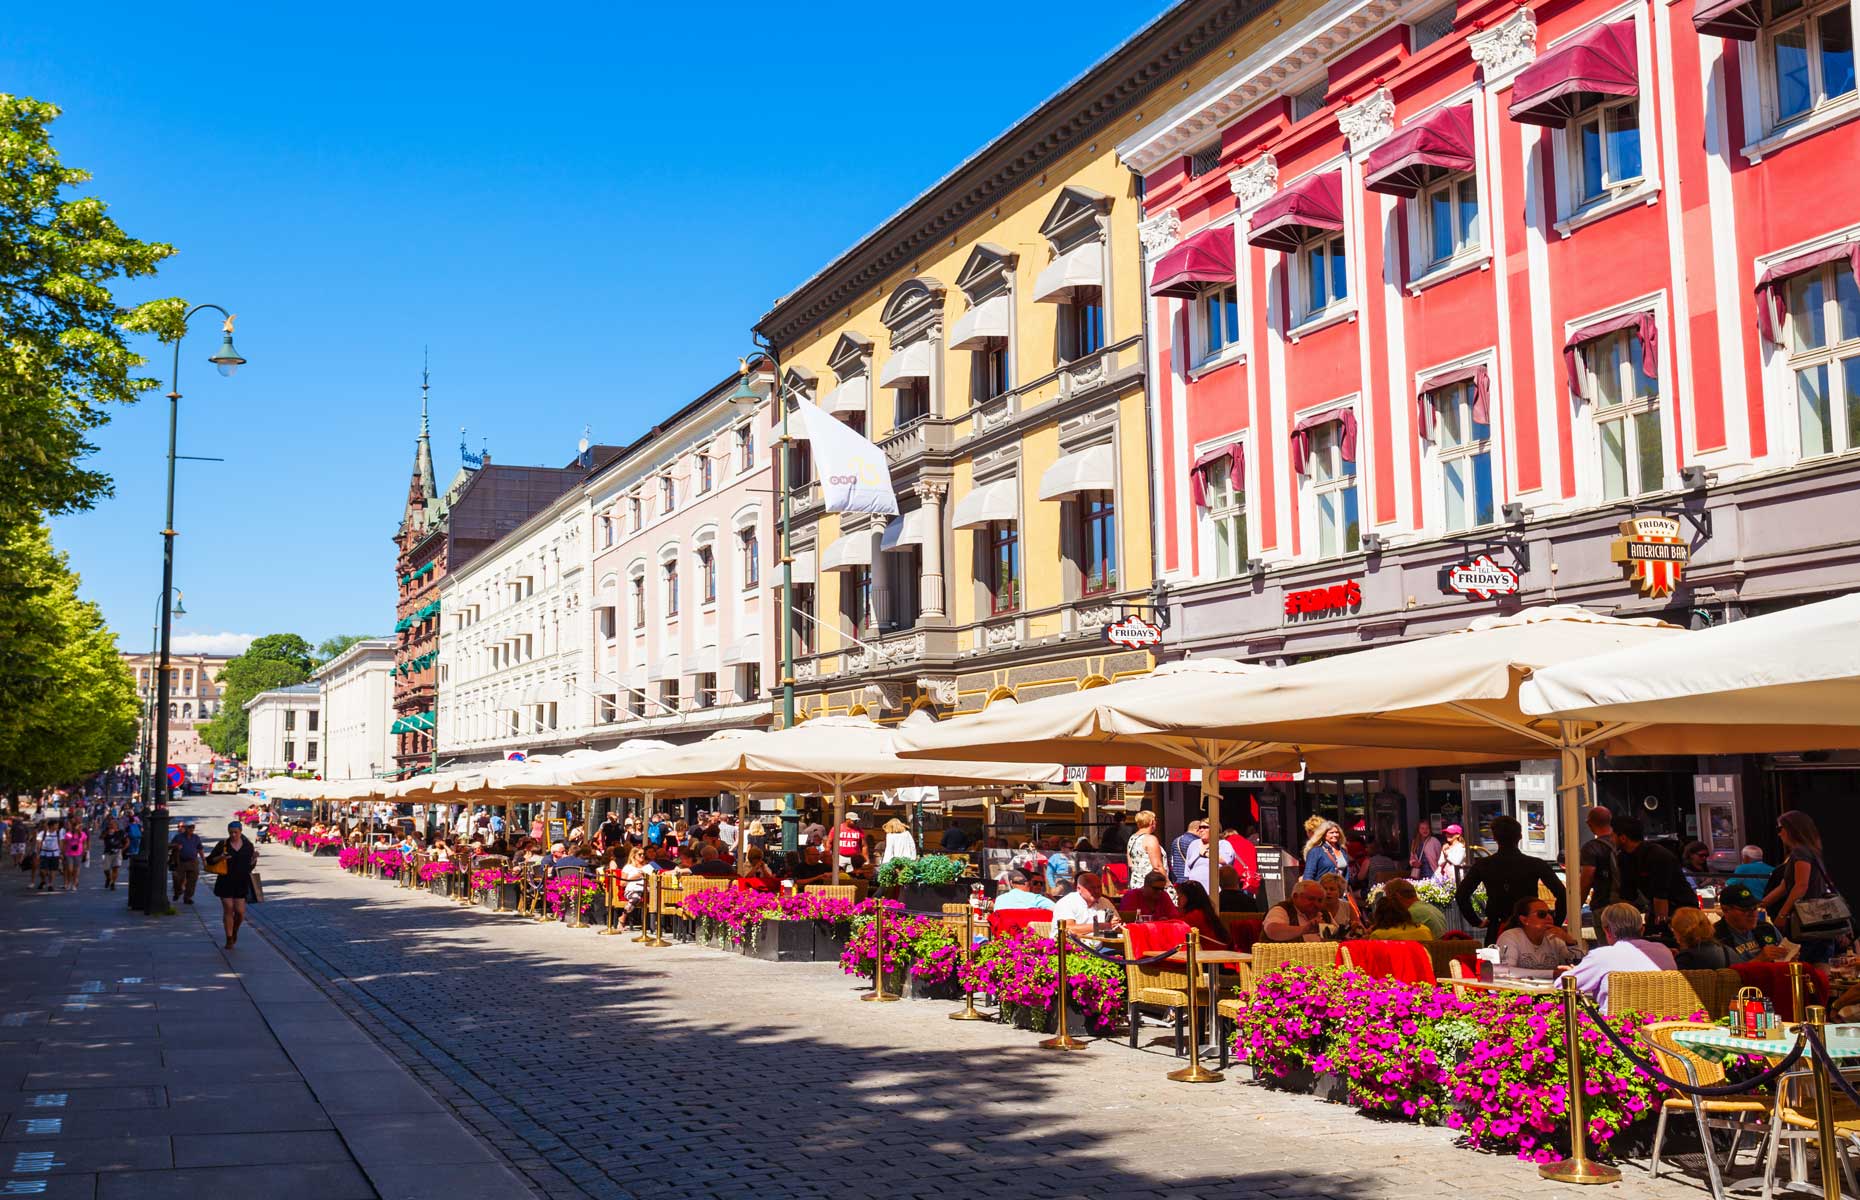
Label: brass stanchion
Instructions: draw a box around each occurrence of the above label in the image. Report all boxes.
[643,873,669,947]
[949,906,987,1022]
[1039,921,1088,1051]
[633,872,656,943]
[597,873,623,935]
[1539,972,1621,1184]
[1167,929,1221,1082]
[1792,960,1812,1021]
[1807,1005,1842,1200]
[861,901,899,1002]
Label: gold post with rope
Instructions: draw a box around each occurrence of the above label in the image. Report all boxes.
[597,867,624,935]
[1039,919,1087,1051]
[1167,928,1222,1083]
[633,870,656,943]
[643,871,669,947]
[949,905,987,1022]
[1807,1004,1842,1200]
[1791,960,1812,1023]
[1539,971,1620,1184]
[861,900,899,1002]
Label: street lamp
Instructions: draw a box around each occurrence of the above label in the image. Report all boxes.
[143,307,245,916]
[729,344,799,853]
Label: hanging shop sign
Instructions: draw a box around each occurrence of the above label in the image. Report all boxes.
[1064,766,1305,783]
[1445,555,1522,600]
[1103,614,1164,650]
[1610,515,1690,598]
[1284,580,1362,619]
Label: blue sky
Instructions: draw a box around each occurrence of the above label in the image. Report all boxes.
[19,1,1164,656]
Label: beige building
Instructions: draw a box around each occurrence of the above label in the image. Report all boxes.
[313,638,396,781]
[120,650,230,770]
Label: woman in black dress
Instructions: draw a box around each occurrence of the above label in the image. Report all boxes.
[210,820,259,949]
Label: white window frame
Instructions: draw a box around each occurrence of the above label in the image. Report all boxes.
[1424,380,1498,534]
[1194,435,1251,581]
[1740,0,1860,160]
[1296,407,1362,561]
[1781,252,1860,460]
[1413,169,1484,276]
[1566,96,1645,215]
[1291,230,1351,330]
[1575,326,1668,502]
[1194,282,1243,366]
[1547,4,1662,234]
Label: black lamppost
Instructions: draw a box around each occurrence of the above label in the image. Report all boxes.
[142,307,245,916]
[138,590,185,805]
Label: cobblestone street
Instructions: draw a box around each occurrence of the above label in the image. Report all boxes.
[231,803,1711,1200]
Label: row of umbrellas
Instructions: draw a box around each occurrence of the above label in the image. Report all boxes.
[254,597,1860,932]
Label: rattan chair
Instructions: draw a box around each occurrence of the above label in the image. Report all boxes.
[653,875,685,943]
[1121,925,1204,1058]
[1249,940,1339,977]
[1639,1020,1773,1200]
[805,884,859,903]
[1606,969,1741,1021]
[1764,1066,1860,1199]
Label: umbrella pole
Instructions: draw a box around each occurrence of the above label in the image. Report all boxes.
[1202,758,1222,908]
[1557,727,1590,948]
[831,781,845,886]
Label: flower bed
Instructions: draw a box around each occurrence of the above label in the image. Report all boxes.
[680,888,778,947]
[471,867,517,892]
[274,828,341,852]
[337,847,364,871]
[368,850,406,879]
[418,861,453,884]
[543,876,600,921]
[959,930,1123,1033]
[838,900,960,987]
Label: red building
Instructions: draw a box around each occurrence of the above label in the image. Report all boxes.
[1122,0,1859,864]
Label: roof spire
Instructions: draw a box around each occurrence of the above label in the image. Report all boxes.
[420,347,431,440]
[413,349,437,503]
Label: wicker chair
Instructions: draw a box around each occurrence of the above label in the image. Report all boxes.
[652,875,685,943]
[1764,1067,1860,1199]
[806,884,860,903]
[1606,969,1741,1021]
[1249,940,1340,978]
[1639,1020,1774,1200]
[679,875,730,940]
[1122,922,1203,1058]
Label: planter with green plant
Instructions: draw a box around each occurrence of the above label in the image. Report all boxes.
[874,855,970,913]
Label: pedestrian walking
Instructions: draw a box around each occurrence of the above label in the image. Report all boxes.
[35,822,61,891]
[170,820,204,905]
[99,818,127,891]
[207,821,259,949]
[60,819,85,891]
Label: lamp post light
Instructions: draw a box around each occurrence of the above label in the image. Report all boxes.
[728,341,798,853]
[143,307,245,916]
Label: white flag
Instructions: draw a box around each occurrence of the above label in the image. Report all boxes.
[793,397,898,515]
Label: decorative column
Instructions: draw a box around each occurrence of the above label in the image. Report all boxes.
[917,480,947,620]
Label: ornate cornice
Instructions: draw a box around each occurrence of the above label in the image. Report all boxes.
[1228,153,1279,207]
[1338,87,1395,155]
[1468,6,1537,83]
[756,1,1272,349]
[1138,208,1183,254]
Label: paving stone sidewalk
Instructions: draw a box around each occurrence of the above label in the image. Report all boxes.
[0,815,538,1200]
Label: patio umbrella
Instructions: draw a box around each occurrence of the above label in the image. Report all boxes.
[551,716,1062,883]
[1518,591,1860,739]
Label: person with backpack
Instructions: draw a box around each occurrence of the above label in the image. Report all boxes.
[1765,810,1851,964]
[1578,806,1622,914]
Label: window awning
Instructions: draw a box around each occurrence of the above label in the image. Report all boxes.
[1509,20,1639,128]
[1363,105,1477,196]
[819,531,876,572]
[1038,443,1116,501]
[1563,310,1657,400]
[1289,406,1359,475]
[878,340,932,388]
[951,478,1019,529]
[689,645,721,676]
[1033,243,1104,303]
[1247,171,1345,253]
[1149,226,1236,298]
[720,634,761,667]
[949,295,1010,351]
[648,654,681,682]
[1694,0,1761,40]
[1756,242,1860,342]
[1190,442,1245,508]
[1416,365,1491,436]
[880,507,934,553]
[820,374,869,416]
[788,547,817,586]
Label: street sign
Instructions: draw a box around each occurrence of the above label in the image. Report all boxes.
[1103,614,1163,650]
[1445,555,1521,599]
[506,751,527,762]
[165,765,185,789]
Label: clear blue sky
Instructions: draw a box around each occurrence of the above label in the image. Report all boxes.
[20,1,1164,656]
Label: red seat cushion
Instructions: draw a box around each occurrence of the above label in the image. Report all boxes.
[1337,939,1435,985]
[988,908,1050,939]
[1127,919,1191,958]
[1224,916,1263,952]
[1730,961,1829,1022]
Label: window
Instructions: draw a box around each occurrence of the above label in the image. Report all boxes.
[697,545,717,604]
[895,380,930,426]
[659,475,675,513]
[599,694,618,724]
[695,672,717,709]
[737,426,755,470]
[630,576,646,629]
[1582,329,1663,499]
[660,679,681,711]
[1198,284,1241,361]
[1298,233,1349,321]
[839,411,867,438]
[793,583,817,655]
[1418,172,1481,270]
[1061,291,1105,361]
[740,528,760,589]
[736,662,762,702]
[1409,3,1456,50]
[1077,492,1117,595]
[697,453,714,494]
[973,343,1009,402]
[626,689,644,720]
[1188,143,1222,177]
[985,521,1020,614]
[600,515,614,547]
[1569,99,1643,211]
[308,711,319,732]
[843,566,874,634]
[663,560,680,617]
[629,496,642,531]
[1307,423,1361,557]
[787,441,813,498]
[1764,0,1856,126]
[284,710,296,732]
[307,741,318,763]
[283,741,294,764]
[598,605,616,640]
[1205,464,1249,578]
[1430,382,1495,531]
[1291,79,1330,121]
[1785,256,1860,457]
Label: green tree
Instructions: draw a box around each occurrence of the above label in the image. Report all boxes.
[314,634,372,664]
[0,523,139,799]
[0,94,182,527]
[199,632,315,759]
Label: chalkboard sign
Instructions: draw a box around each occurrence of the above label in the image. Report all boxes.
[547,818,568,847]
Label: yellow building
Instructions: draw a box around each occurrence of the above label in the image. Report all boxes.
[752,2,1277,809]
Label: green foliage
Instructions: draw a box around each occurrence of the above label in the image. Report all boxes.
[874,854,969,888]
[314,634,371,664]
[0,522,139,794]
[199,632,314,758]
[0,94,180,525]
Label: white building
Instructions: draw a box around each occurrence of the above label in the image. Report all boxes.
[436,490,591,763]
[313,638,395,782]
[244,684,323,778]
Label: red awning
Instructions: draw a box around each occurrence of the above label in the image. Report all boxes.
[1190,442,1245,508]
[1509,20,1639,128]
[1694,0,1762,41]
[1289,405,1358,475]
[1563,310,1658,400]
[1150,226,1236,298]
[1364,105,1477,197]
[1756,242,1860,342]
[1416,364,1491,436]
[1247,171,1345,253]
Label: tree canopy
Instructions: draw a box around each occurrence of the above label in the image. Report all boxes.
[199,633,315,759]
[314,634,372,664]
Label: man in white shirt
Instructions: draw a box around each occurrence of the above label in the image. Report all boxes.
[1568,902,1677,1008]
[1051,872,1122,935]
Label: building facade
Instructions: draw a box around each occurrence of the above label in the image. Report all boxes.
[244,684,323,778]
[583,375,776,744]
[122,650,229,773]
[313,638,395,782]
[1120,0,1860,867]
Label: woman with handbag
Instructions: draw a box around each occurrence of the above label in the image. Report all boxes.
[1765,810,1851,964]
[207,820,260,950]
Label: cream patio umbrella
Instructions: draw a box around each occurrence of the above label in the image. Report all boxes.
[551,716,1063,883]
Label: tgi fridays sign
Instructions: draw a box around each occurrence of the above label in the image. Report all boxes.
[1611,514,1690,598]
[1446,555,1521,600]
[1283,579,1361,620]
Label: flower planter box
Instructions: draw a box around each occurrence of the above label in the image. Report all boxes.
[748,917,818,963]
[313,845,340,858]
[901,973,961,1002]
[901,883,968,916]
[812,923,851,963]
[497,883,521,911]
[1265,1066,1350,1104]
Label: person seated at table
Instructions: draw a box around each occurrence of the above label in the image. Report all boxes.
[1382,878,1450,940]
[1118,871,1181,923]
[1712,883,1788,964]
[1051,871,1121,936]
[1365,894,1432,942]
[1671,906,1735,969]
[545,842,587,872]
[691,845,735,878]
[786,844,832,884]
[1568,902,1677,1007]
[1262,880,1330,943]
[1175,880,1235,951]
[1496,897,1578,970]
[737,847,780,892]
[993,868,1056,912]
[1217,866,1251,913]
[1318,873,1360,934]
